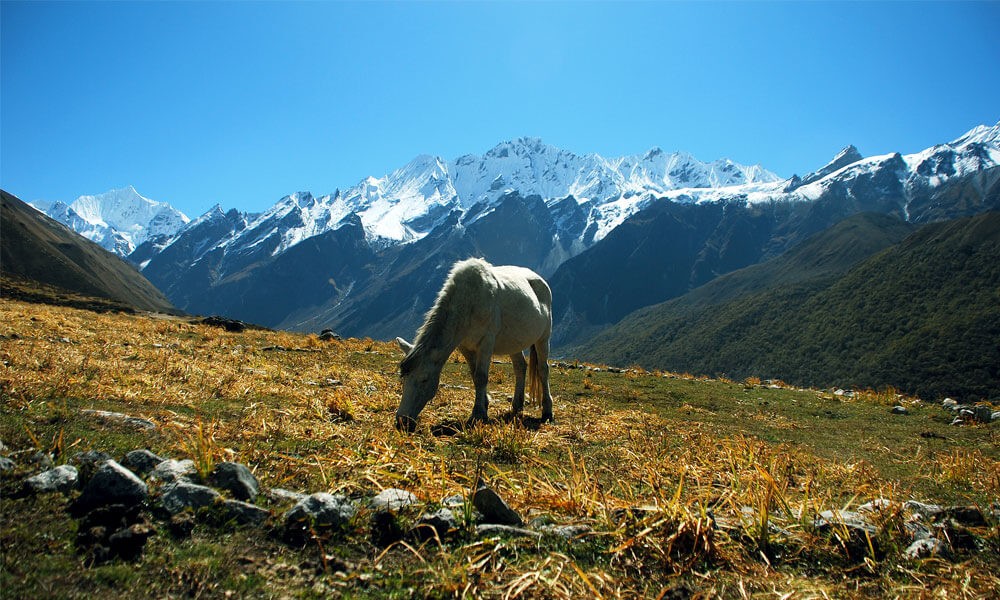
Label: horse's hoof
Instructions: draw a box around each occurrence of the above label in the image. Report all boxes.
[395,414,418,433]
[541,414,554,424]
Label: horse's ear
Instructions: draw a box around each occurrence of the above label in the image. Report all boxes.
[396,337,414,354]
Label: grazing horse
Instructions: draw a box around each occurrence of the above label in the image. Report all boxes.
[395,258,554,432]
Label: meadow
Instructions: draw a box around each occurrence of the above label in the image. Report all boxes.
[1,297,997,598]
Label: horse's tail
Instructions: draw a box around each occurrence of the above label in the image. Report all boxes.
[528,344,542,404]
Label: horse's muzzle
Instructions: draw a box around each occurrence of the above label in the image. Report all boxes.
[395,414,417,433]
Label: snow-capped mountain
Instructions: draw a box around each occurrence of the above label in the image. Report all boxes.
[30,186,190,256]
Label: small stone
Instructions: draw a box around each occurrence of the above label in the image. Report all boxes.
[891,405,908,415]
[29,451,54,469]
[267,488,308,504]
[950,417,964,426]
[80,409,156,430]
[24,464,79,494]
[209,462,259,501]
[318,329,341,341]
[283,493,357,541]
[475,523,542,540]
[942,398,957,409]
[75,460,148,513]
[858,498,898,514]
[108,524,155,561]
[411,508,458,541]
[539,524,592,540]
[904,500,944,520]
[121,449,165,476]
[160,481,220,514]
[370,510,404,547]
[940,506,986,527]
[473,485,523,526]
[903,537,950,560]
[0,456,15,472]
[992,411,1000,423]
[168,512,196,538]
[221,499,270,526]
[972,405,993,423]
[441,494,465,509]
[149,459,197,483]
[368,488,417,512]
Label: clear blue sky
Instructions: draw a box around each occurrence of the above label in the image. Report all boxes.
[2,1,998,218]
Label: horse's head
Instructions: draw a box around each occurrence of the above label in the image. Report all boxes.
[395,338,442,432]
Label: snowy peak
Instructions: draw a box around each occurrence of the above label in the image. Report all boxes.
[31,186,190,256]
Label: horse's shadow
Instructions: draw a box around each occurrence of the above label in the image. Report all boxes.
[429,413,546,437]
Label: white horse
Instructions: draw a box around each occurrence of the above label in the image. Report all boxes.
[395,258,554,432]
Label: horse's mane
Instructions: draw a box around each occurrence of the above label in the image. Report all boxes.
[400,258,492,375]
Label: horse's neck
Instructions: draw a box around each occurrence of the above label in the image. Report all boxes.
[418,300,462,362]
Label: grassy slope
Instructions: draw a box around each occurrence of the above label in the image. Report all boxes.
[1,298,998,598]
[0,190,177,315]
[578,212,1000,401]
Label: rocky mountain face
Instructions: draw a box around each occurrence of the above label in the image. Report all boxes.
[24,124,1000,347]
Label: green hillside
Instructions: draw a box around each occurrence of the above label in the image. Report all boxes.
[578,212,1000,401]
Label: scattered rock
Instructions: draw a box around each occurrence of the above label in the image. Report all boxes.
[168,512,196,538]
[80,409,156,430]
[267,488,308,504]
[220,499,270,526]
[972,405,993,423]
[993,411,1000,423]
[813,509,880,560]
[539,524,592,540]
[148,459,197,483]
[368,488,417,512]
[29,451,54,470]
[942,398,958,409]
[858,498,898,514]
[473,484,523,526]
[209,462,259,501]
[200,315,247,333]
[891,405,908,415]
[283,493,357,543]
[108,523,155,561]
[904,501,944,520]
[74,460,148,514]
[70,451,113,481]
[441,494,465,509]
[121,449,166,476]
[476,523,542,540]
[0,456,15,472]
[369,510,404,547]
[411,508,458,541]
[24,464,79,494]
[939,505,986,527]
[903,537,950,560]
[160,481,221,514]
[318,329,341,341]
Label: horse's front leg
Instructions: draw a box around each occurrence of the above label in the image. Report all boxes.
[462,344,494,426]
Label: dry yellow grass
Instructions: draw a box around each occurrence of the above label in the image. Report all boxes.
[1,298,998,598]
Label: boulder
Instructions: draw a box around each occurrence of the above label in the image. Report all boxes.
[473,484,522,526]
[24,464,79,494]
[209,462,259,501]
[121,449,166,476]
[75,460,148,513]
[411,508,459,541]
[220,499,270,526]
[148,459,197,483]
[368,488,417,512]
[283,493,357,543]
[160,481,221,514]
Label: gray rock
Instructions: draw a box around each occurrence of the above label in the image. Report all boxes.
[267,488,308,504]
[858,498,898,514]
[24,464,79,494]
[284,493,357,530]
[209,462,259,501]
[941,505,986,527]
[221,499,270,526]
[950,417,964,426]
[942,398,958,409]
[903,537,950,560]
[71,450,113,470]
[814,509,877,535]
[539,524,592,540]
[441,494,465,508]
[0,456,16,473]
[411,508,458,541]
[904,501,944,520]
[149,459,197,483]
[972,405,994,423]
[368,488,417,512]
[993,411,1000,423]
[476,523,542,540]
[121,449,165,476]
[77,460,148,511]
[473,485,522,526]
[370,510,403,547]
[107,523,155,561]
[891,405,909,415]
[80,409,156,430]
[161,481,221,514]
[29,451,54,469]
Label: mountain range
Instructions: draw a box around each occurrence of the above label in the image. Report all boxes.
[24,123,1000,358]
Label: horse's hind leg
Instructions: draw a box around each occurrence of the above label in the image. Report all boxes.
[533,339,554,423]
[461,347,492,425]
[510,351,527,416]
